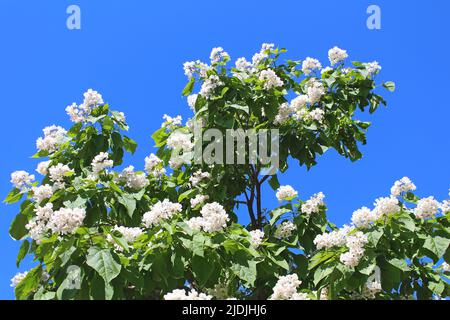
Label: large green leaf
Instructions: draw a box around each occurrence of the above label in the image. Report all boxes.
[15,265,42,300]
[9,213,29,240]
[86,247,121,283]
[423,236,450,261]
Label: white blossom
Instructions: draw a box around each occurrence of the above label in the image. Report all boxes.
[26,203,54,241]
[313,225,353,250]
[166,130,194,152]
[270,274,302,300]
[274,103,295,125]
[183,60,209,79]
[200,75,223,99]
[362,280,382,299]
[10,171,35,190]
[306,79,326,104]
[442,262,450,272]
[328,46,348,65]
[276,185,298,201]
[309,108,325,124]
[164,288,212,300]
[36,125,68,153]
[414,196,440,219]
[91,152,113,177]
[187,94,198,111]
[186,217,204,231]
[119,166,149,190]
[249,229,264,247]
[301,192,325,215]
[144,153,166,178]
[199,202,229,233]
[36,161,51,176]
[210,47,230,64]
[48,207,86,235]
[32,184,53,203]
[441,200,450,214]
[390,177,416,197]
[142,199,182,227]
[364,61,382,75]
[189,170,211,187]
[290,292,310,300]
[373,196,400,217]
[351,207,377,228]
[259,69,283,90]
[162,114,183,131]
[190,194,209,208]
[340,232,368,268]
[49,163,73,184]
[274,221,296,239]
[302,57,322,75]
[10,272,28,288]
[108,225,143,251]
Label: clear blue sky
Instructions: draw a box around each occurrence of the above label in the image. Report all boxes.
[0,0,448,299]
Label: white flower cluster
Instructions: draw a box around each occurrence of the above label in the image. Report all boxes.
[302,57,322,75]
[364,61,382,75]
[162,114,183,131]
[305,78,326,104]
[249,229,265,247]
[314,225,353,250]
[234,57,254,77]
[163,288,212,300]
[166,130,194,152]
[183,60,209,79]
[91,152,113,177]
[200,75,223,99]
[362,280,382,299]
[210,47,230,64]
[186,202,229,233]
[66,89,104,123]
[11,170,35,190]
[339,231,368,268]
[36,125,67,153]
[276,185,298,201]
[49,163,73,185]
[309,108,325,124]
[144,153,166,178]
[351,206,377,228]
[441,200,450,214]
[142,199,182,227]
[270,274,302,300]
[48,207,86,235]
[187,94,198,111]
[274,102,295,125]
[119,166,149,190]
[274,221,296,239]
[390,177,416,197]
[442,262,450,272]
[328,46,348,66]
[25,203,54,241]
[10,271,28,288]
[189,170,211,187]
[301,192,325,215]
[190,194,209,208]
[31,184,53,203]
[414,196,440,219]
[372,196,400,217]
[251,43,274,66]
[259,69,284,90]
[36,161,51,176]
[108,225,143,251]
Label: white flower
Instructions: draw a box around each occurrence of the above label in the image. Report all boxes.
[414,196,440,219]
[351,207,377,228]
[328,46,348,65]
[66,89,103,123]
[391,177,417,197]
[290,292,310,300]
[183,60,209,79]
[187,94,198,111]
[276,185,298,201]
[274,103,295,125]
[235,57,253,72]
[164,288,212,300]
[301,192,325,215]
[290,95,309,111]
[373,196,400,217]
[270,274,302,300]
[274,221,296,239]
[162,114,183,131]
[200,75,223,99]
[91,152,113,176]
[189,170,211,187]
[144,153,166,178]
[309,108,325,124]
[313,225,353,250]
[32,185,53,203]
[200,202,229,233]
[259,69,284,90]
[305,79,325,104]
[249,229,264,247]
[442,262,450,272]
[26,203,54,241]
[190,194,209,208]
[36,125,68,153]
[251,43,274,66]
[10,272,28,287]
[363,280,382,299]
[36,161,51,176]
[49,163,73,184]
[339,232,368,268]
[11,171,35,190]
[166,130,194,152]
[364,61,382,75]
[118,166,149,190]
[142,199,182,227]
[302,57,322,75]
[48,207,86,235]
[210,47,230,64]
[321,66,333,75]
[441,200,450,214]
[108,225,143,251]
[186,217,204,231]
[83,89,104,107]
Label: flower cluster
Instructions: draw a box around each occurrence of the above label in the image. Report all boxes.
[48,207,86,235]
[11,171,35,191]
[274,221,296,239]
[313,225,352,250]
[189,170,210,187]
[351,206,377,229]
[414,196,440,219]
[49,163,73,186]
[163,288,212,300]
[183,60,208,79]
[301,192,325,215]
[91,152,113,178]
[210,47,230,64]
[190,194,209,208]
[66,89,104,123]
[108,225,144,251]
[186,202,229,233]
[200,75,223,99]
[36,125,68,153]
[328,46,348,65]
[142,199,182,227]
[302,57,322,75]
[10,271,28,288]
[259,69,284,90]
[339,231,368,268]
[390,177,417,197]
[162,114,182,131]
[118,166,149,190]
[31,184,53,203]
[249,229,265,247]
[270,274,303,300]
[36,161,50,176]
[25,203,54,241]
[144,153,166,178]
[275,185,298,201]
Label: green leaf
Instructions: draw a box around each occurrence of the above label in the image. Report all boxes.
[9,213,29,240]
[231,260,257,287]
[191,255,216,287]
[270,208,290,226]
[123,136,137,154]
[227,104,249,114]
[16,240,30,267]
[15,265,42,300]
[118,194,137,218]
[387,258,410,272]
[268,175,280,191]
[191,233,206,257]
[182,78,195,96]
[383,81,396,92]
[4,188,23,204]
[86,247,121,283]
[178,189,196,203]
[423,236,450,261]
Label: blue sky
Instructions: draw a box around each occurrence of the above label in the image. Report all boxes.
[0,0,449,299]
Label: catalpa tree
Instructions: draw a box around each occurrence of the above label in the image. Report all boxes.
[5,44,450,300]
